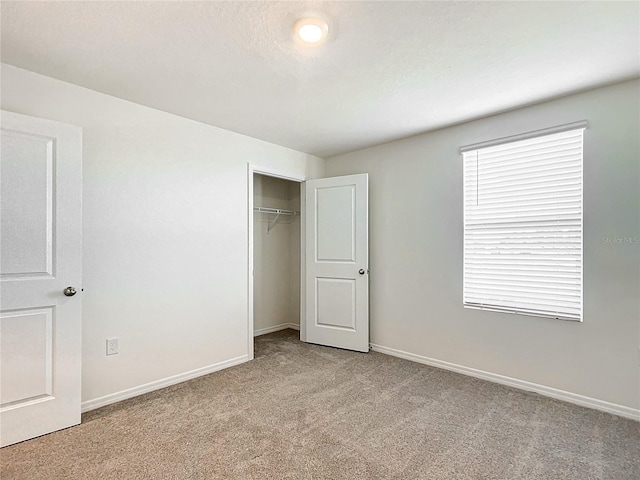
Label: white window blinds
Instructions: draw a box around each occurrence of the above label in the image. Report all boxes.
[463,126,585,321]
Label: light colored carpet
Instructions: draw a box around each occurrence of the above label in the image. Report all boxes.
[2,329,638,479]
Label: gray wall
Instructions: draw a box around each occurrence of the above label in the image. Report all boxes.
[325,80,640,409]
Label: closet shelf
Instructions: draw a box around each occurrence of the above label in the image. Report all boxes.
[254,207,299,233]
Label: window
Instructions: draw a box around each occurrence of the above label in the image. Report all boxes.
[462,122,586,321]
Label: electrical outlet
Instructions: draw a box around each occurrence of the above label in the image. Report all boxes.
[106,338,119,356]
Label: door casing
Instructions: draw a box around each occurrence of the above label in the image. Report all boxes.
[247,164,304,360]
[247,166,370,358]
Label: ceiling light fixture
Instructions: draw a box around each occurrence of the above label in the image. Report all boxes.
[294,17,328,45]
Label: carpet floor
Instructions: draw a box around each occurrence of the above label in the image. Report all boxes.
[2,329,638,479]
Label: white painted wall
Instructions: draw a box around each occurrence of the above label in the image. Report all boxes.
[325,79,640,410]
[1,64,323,405]
[253,174,301,333]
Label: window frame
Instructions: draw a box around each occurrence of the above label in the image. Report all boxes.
[461,121,587,322]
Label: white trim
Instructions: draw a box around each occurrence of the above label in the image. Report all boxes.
[299,181,307,342]
[250,164,305,183]
[459,120,588,153]
[370,343,639,421]
[81,355,249,413]
[248,164,255,361]
[253,323,300,337]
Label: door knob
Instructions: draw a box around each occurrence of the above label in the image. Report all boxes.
[63,286,77,297]
[359,269,366,275]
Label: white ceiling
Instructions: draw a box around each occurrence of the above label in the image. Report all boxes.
[1,1,638,157]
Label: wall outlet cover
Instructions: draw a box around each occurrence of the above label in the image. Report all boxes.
[106,338,119,356]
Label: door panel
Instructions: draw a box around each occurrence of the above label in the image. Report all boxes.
[0,130,54,277]
[316,277,356,330]
[304,174,368,352]
[0,308,53,406]
[0,110,82,447]
[316,185,355,262]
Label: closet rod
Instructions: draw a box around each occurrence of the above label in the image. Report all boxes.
[254,207,299,233]
[253,206,299,216]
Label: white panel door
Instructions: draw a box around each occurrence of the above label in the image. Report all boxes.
[304,174,368,352]
[0,110,82,447]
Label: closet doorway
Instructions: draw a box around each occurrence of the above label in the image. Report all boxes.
[248,168,303,359]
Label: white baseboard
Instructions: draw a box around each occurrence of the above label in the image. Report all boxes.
[81,355,249,413]
[254,323,300,337]
[370,343,639,421]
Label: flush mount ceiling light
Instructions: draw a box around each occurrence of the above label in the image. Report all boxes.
[294,17,328,45]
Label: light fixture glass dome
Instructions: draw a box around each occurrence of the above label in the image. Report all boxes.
[294,18,328,45]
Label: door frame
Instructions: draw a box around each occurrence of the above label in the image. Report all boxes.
[247,164,305,360]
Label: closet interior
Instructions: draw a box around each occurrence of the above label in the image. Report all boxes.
[253,174,301,336]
